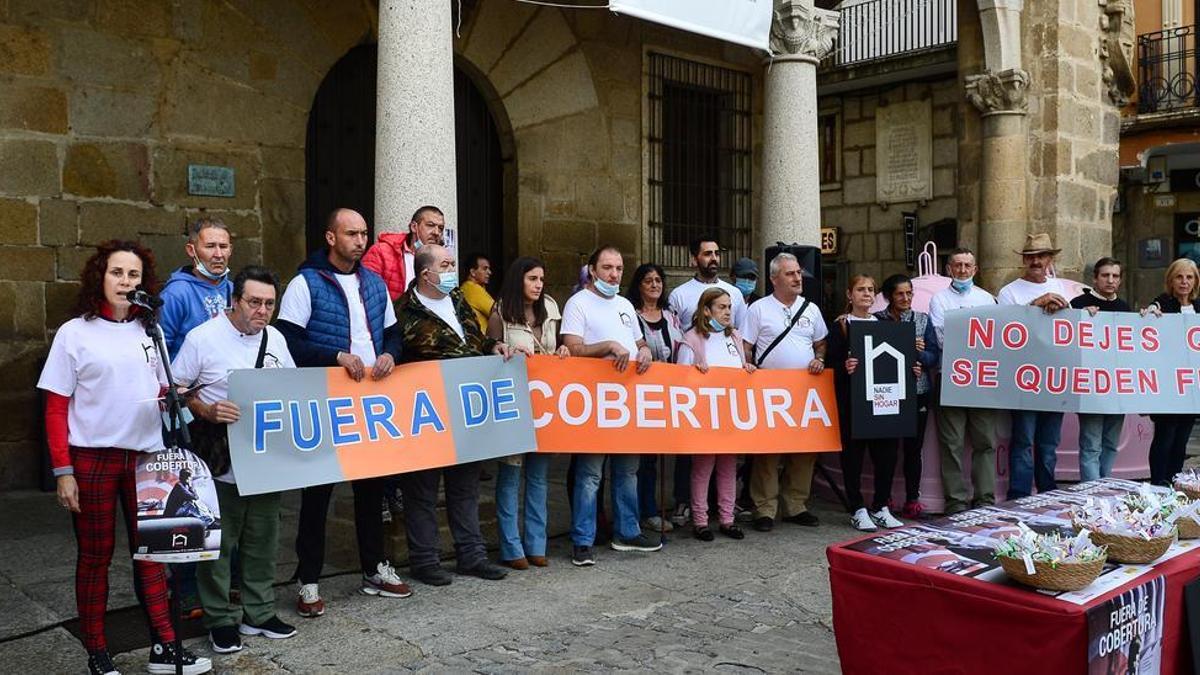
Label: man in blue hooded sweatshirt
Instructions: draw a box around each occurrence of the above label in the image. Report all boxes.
[160,217,234,358]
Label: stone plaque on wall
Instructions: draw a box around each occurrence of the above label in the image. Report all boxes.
[875,100,932,205]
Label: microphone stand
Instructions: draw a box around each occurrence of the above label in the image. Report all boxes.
[138,300,187,675]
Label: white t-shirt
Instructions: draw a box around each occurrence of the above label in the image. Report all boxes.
[404,251,415,289]
[668,277,747,331]
[37,317,168,453]
[277,272,398,367]
[676,330,743,369]
[171,315,296,483]
[928,283,997,347]
[1184,305,1196,315]
[415,290,465,340]
[743,294,828,369]
[996,277,1068,307]
[560,288,643,354]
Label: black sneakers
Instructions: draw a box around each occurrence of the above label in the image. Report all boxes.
[410,565,453,586]
[610,533,663,552]
[455,560,508,580]
[239,615,298,640]
[782,511,821,527]
[147,642,212,675]
[87,651,119,675]
[209,625,242,654]
[571,545,596,566]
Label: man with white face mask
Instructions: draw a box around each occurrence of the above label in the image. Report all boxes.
[928,247,998,514]
[160,217,234,358]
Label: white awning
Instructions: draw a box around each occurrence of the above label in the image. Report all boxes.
[610,0,773,51]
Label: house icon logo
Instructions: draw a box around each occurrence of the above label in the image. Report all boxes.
[863,335,904,416]
[171,533,189,548]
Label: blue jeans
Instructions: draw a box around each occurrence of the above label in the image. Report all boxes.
[572,454,641,546]
[1076,413,1124,483]
[495,454,550,561]
[1008,410,1064,499]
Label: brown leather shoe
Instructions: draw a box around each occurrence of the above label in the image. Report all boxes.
[527,556,549,567]
[502,557,530,570]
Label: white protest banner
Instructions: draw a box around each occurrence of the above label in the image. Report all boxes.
[941,305,1200,414]
[610,0,774,51]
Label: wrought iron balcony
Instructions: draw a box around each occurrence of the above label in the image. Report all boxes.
[1138,26,1200,114]
[821,0,957,69]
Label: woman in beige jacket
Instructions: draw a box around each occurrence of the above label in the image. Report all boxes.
[487,257,569,569]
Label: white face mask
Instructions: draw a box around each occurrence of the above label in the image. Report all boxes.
[194,257,228,282]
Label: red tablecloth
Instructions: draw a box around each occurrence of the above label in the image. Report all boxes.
[828,538,1200,675]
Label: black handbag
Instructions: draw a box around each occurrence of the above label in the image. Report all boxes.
[187,330,268,477]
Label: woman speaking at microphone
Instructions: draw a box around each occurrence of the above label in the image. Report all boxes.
[37,240,211,675]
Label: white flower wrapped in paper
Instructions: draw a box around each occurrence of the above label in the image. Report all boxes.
[1072,488,1178,540]
[1175,468,1200,495]
[993,523,1107,568]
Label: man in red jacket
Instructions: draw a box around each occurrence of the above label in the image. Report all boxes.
[361,205,446,300]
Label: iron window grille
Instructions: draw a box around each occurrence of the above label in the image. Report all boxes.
[647,53,752,269]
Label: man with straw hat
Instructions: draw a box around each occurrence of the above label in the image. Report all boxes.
[997,233,1072,500]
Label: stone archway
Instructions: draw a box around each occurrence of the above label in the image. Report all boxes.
[304,44,512,269]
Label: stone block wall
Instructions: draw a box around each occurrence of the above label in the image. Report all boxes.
[0,0,374,489]
[817,76,961,286]
[1022,0,1124,280]
[456,5,765,301]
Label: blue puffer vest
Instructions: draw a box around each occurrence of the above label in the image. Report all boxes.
[297,250,389,356]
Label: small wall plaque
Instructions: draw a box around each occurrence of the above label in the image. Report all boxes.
[187,165,235,197]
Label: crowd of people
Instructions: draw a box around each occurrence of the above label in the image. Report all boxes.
[37,206,1200,675]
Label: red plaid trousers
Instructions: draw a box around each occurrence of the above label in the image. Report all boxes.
[70,446,175,652]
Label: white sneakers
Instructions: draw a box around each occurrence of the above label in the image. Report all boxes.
[871,506,904,529]
[850,508,878,532]
[851,506,906,531]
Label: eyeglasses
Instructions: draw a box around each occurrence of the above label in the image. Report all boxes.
[241,298,276,311]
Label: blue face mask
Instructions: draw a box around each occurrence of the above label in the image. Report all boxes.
[193,257,229,282]
[594,278,620,298]
[734,278,756,296]
[434,271,458,294]
[950,278,974,293]
[707,317,727,333]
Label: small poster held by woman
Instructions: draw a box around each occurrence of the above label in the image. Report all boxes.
[133,447,221,563]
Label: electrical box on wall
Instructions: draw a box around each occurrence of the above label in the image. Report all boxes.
[1148,156,1168,184]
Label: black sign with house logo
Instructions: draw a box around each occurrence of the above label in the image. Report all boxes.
[848,321,917,439]
[1170,168,1200,193]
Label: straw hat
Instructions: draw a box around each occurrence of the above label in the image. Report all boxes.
[1015,232,1061,256]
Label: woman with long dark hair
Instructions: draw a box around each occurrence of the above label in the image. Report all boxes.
[875,274,940,518]
[37,240,211,675]
[625,263,685,531]
[487,256,569,569]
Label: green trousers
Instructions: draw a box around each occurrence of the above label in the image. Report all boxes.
[936,405,998,514]
[197,480,281,629]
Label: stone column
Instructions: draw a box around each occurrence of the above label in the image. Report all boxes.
[966,0,1029,290]
[966,68,1030,290]
[375,0,459,257]
[761,0,838,251]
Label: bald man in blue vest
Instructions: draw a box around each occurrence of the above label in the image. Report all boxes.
[276,208,410,617]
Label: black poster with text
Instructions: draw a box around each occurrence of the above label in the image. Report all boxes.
[849,321,917,439]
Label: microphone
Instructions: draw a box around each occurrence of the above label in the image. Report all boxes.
[125,287,163,310]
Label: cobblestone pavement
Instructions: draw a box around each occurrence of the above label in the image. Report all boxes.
[0,487,850,673]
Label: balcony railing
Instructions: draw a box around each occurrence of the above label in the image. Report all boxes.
[1138,26,1200,114]
[822,0,957,69]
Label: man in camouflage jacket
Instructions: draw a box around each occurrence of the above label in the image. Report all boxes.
[394,244,512,586]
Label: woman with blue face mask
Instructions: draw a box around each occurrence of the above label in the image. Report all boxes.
[675,288,756,541]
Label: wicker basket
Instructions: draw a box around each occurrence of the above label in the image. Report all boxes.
[1178,516,1200,540]
[998,555,1106,592]
[1086,529,1176,564]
